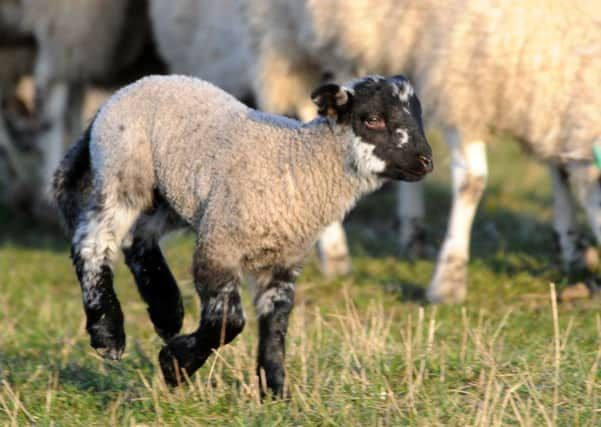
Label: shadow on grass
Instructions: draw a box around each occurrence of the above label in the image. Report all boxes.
[1,341,156,396]
[0,205,68,252]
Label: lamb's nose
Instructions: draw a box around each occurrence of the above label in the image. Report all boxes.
[417,154,433,173]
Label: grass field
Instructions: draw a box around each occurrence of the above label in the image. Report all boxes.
[1,134,600,426]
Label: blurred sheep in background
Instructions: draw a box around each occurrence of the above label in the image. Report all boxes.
[243,0,601,302]
[0,0,159,218]
[149,0,254,105]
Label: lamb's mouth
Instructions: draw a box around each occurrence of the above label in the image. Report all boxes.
[388,167,429,182]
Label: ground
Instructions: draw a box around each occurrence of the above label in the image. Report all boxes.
[1,133,600,426]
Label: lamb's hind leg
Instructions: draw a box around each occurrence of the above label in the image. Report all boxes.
[123,208,184,342]
[71,198,140,359]
[428,131,488,303]
[159,249,245,386]
[254,267,297,398]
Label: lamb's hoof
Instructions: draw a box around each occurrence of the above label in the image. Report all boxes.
[427,256,468,304]
[158,334,210,387]
[319,254,352,278]
[94,345,124,361]
[89,325,126,361]
[158,345,181,387]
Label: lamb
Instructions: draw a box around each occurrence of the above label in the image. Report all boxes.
[53,74,433,395]
[243,0,601,303]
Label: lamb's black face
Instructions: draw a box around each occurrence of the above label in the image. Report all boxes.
[311,75,433,181]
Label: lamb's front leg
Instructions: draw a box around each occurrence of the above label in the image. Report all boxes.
[159,249,245,386]
[254,267,297,398]
[428,131,488,303]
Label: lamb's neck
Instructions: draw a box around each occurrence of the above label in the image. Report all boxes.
[284,118,383,227]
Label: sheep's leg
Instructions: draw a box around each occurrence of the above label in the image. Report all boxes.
[549,164,585,270]
[254,268,297,398]
[563,161,601,272]
[159,251,245,386]
[316,222,352,277]
[71,200,140,359]
[398,181,430,257]
[36,81,69,207]
[122,212,184,342]
[428,131,488,303]
[64,81,85,144]
[0,108,27,193]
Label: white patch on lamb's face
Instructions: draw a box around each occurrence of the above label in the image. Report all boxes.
[350,136,387,176]
[395,128,409,147]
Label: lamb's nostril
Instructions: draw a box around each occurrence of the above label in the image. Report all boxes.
[417,154,433,172]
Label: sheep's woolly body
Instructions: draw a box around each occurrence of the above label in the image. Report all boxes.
[92,75,382,272]
[19,0,134,84]
[246,0,601,160]
[149,0,252,100]
[244,0,601,302]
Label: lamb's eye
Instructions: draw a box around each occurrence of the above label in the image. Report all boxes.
[364,115,385,130]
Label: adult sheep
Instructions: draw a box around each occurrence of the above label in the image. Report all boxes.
[243,0,601,303]
[53,74,433,396]
[149,0,254,104]
[0,0,153,214]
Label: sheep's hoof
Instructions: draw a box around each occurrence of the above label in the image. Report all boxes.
[399,223,435,259]
[400,238,436,260]
[427,256,468,304]
[318,254,352,278]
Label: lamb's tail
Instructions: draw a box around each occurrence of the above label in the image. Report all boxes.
[52,121,94,236]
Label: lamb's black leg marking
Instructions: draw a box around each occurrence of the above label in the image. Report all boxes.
[255,268,297,398]
[123,237,183,342]
[159,249,245,386]
[71,247,125,360]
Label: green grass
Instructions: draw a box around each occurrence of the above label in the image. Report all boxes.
[1,134,600,426]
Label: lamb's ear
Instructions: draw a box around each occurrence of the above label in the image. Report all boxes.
[310,83,352,121]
